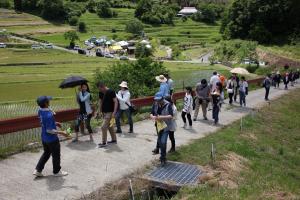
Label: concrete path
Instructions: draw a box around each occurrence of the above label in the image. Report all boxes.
[0,85,299,200]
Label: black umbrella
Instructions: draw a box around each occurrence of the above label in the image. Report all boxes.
[59,76,88,89]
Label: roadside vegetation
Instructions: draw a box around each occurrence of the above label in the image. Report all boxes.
[168,89,300,199]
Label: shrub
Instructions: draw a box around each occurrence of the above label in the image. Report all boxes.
[246,65,259,73]
[111,28,116,33]
[64,30,79,48]
[135,43,153,58]
[78,21,87,32]
[112,34,118,40]
[93,58,168,98]
[181,15,188,22]
[68,16,79,26]
[86,0,96,12]
[125,19,144,35]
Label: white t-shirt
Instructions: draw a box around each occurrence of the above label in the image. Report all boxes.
[210,75,220,91]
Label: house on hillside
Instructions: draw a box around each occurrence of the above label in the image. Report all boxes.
[178,7,198,16]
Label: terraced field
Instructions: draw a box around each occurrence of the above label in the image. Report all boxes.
[1,8,220,47]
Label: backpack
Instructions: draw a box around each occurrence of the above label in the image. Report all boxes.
[264,79,271,88]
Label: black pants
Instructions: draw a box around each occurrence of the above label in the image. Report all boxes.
[228,93,234,104]
[75,114,93,134]
[265,87,270,100]
[182,111,192,126]
[234,87,239,101]
[36,140,61,174]
[212,104,220,124]
[168,131,175,150]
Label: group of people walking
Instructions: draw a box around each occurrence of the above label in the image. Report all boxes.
[33,68,299,176]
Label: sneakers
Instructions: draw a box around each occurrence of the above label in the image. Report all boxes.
[53,170,68,177]
[98,143,107,148]
[168,148,175,153]
[116,130,122,134]
[128,130,133,133]
[152,148,159,155]
[182,123,187,128]
[203,117,208,120]
[193,118,197,121]
[33,170,43,177]
[107,140,117,144]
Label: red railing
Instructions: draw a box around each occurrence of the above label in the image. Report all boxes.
[0,77,264,135]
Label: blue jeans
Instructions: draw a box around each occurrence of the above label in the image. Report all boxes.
[212,104,219,124]
[157,129,169,162]
[239,91,246,106]
[116,109,133,132]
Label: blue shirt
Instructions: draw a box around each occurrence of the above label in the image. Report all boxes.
[38,108,59,143]
[159,82,170,97]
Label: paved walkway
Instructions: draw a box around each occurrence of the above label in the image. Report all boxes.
[0,85,299,200]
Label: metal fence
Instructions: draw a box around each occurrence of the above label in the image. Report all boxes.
[0,77,264,157]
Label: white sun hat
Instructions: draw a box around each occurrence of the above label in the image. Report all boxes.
[119,81,128,88]
[155,75,167,83]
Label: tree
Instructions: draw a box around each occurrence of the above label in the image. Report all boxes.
[78,22,87,32]
[0,0,11,8]
[135,43,153,58]
[93,58,169,98]
[221,0,300,44]
[39,0,66,20]
[86,0,96,12]
[125,19,144,35]
[14,0,22,11]
[64,31,79,48]
[192,4,216,24]
[96,0,116,18]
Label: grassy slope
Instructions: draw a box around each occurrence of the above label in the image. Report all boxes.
[260,44,300,61]
[169,89,300,199]
[1,8,220,47]
[0,48,229,102]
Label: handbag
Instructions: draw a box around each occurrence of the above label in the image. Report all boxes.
[125,102,136,113]
[227,88,234,93]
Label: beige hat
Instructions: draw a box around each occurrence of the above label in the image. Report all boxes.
[119,81,128,88]
[155,75,167,83]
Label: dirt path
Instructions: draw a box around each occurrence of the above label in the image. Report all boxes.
[0,84,299,200]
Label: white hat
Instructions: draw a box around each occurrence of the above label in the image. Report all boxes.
[155,75,167,83]
[119,81,128,88]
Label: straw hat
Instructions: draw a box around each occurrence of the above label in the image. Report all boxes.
[155,75,167,83]
[119,81,128,88]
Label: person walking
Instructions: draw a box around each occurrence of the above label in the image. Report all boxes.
[193,79,210,121]
[33,96,68,177]
[263,74,272,101]
[97,82,118,148]
[150,92,175,166]
[226,76,237,105]
[239,76,248,107]
[211,82,222,125]
[210,71,220,92]
[156,75,170,98]
[165,74,174,96]
[295,69,300,83]
[232,73,240,102]
[115,81,133,134]
[73,83,94,142]
[274,71,281,88]
[283,73,290,90]
[289,71,295,87]
[181,87,193,129]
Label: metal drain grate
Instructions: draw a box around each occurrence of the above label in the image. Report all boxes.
[144,161,203,191]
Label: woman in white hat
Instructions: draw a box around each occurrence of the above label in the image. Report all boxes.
[116,81,133,133]
[155,75,170,98]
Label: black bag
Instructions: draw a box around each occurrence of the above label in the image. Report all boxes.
[126,102,136,113]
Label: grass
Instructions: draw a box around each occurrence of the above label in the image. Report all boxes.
[259,44,300,61]
[169,88,300,199]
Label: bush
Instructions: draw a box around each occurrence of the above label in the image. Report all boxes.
[181,15,188,22]
[246,65,259,73]
[93,58,169,98]
[111,28,116,33]
[0,0,10,8]
[86,0,96,12]
[68,16,79,26]
[78,21,87,32]
[135,43,153,58]
[125,19,144,35]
